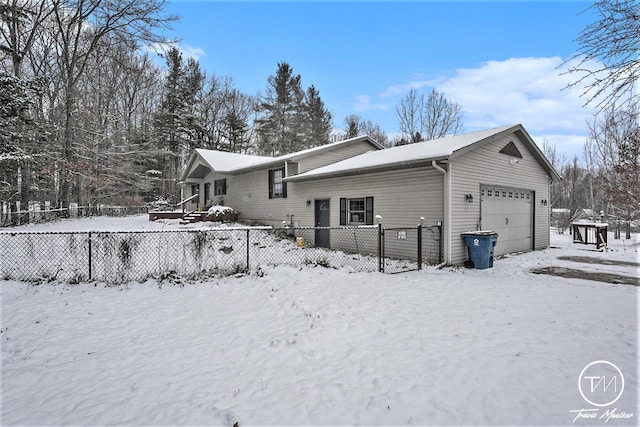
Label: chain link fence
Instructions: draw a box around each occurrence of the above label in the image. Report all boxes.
[0,224,442,284]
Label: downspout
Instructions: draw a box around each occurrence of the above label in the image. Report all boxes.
[432,160,450,265]
[431,160,446,175]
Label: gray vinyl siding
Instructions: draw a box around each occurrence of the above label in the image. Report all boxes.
[194,141,378,226]
[220,168,295,226]
[290,165,444,260]
[200,172,234,206]
[202,164,444,261]
[292,165,444,227]
[448,132,552,264]
[193,140,379,226]
[297,140,378,174]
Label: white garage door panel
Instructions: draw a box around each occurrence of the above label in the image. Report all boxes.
[481,187,532,256]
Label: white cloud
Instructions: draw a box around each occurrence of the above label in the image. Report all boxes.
[180,44,207,61]
[431,56,598,135]
[380,80,432,98]
[350,94,389,112]
[143,42,207,61]
[369,56,605,158]
[532,133,588,163]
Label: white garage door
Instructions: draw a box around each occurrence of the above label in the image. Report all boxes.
[480,186,532,256]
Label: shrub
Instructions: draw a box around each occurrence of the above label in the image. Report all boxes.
[205,205,239,222]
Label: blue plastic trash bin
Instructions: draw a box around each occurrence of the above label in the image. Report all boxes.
[461,231,498,269]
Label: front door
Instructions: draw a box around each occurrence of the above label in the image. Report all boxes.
[315,199,330,248]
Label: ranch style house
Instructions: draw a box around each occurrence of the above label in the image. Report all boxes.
[179,124,562,266]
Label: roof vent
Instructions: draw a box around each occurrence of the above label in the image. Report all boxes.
[499,140,523,158]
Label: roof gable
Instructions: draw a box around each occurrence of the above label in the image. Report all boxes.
[498,140,523,158]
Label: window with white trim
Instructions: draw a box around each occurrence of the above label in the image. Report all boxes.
[268,167,287,199]
[348,199,365,224]
[214,178,226,196]
[340,197,374,225]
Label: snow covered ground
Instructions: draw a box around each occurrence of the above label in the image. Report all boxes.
[1,215,638,426]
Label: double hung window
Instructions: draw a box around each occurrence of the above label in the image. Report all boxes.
[339,197,374,225]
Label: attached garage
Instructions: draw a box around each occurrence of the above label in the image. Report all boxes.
[480,186,533,256]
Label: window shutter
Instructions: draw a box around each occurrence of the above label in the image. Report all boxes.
[339,198,346,225]
[282,168,287,198]
[268,170,273,199]
[365,197,374,225]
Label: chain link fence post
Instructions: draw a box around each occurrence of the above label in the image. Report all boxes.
[438,224,444,264]
[88,232,92,280]
[246,228,250,272]
[377,218,384,273]
[417,219,423,271]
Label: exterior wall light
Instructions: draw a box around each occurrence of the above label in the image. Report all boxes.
[541,199,548,206]
[465,194,474,203]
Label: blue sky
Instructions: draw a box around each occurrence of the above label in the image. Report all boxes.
[163,1,600,161]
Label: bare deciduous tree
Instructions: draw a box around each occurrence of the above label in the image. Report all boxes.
[395,88,422,143]
[586,104,639,221]
[542,139,567,209]
[396,88,463,143]
[0,0,53,78]
[342,114,388,146]
[421,88,463,140]
[564,0,639,111]
[51,0,176,206]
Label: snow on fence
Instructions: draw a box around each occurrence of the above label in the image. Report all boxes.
[0,225,442,283]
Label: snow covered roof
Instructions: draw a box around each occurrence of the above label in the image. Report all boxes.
[273,135,383,163]
[286,124,561,182]
[181,135,383,180]
[194,150,273,173]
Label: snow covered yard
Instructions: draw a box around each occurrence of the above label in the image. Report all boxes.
[1,216,638,425]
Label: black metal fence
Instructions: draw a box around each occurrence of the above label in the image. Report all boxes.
[0,224,442,283]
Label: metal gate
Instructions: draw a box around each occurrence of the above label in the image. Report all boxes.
[382,227,420,273]
[380,224,442,274]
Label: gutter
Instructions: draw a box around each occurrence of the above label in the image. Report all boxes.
[285,157,449,182]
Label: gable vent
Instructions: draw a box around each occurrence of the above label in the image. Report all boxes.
[499,140,523,158]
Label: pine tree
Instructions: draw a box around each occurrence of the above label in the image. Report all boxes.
[154,48,205,201]
[256,62,305,155]
[0,74,46,205]
[154,48,183,200]
[344,115,361,139]
[220,89,253,153]
[304,85,332,148]
[181,57,205,151]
